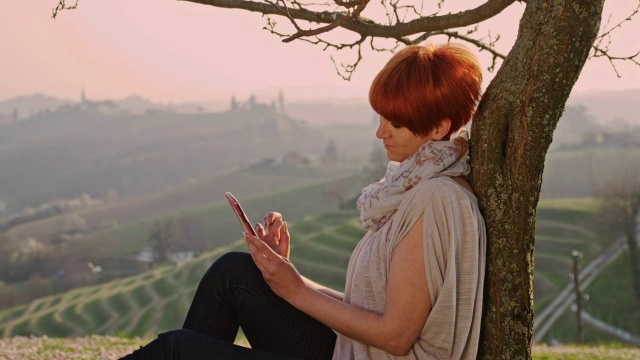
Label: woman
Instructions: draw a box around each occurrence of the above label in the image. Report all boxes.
[121,42,486,360]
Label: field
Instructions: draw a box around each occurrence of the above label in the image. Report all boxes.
[1,196,638,348]
[533,198,611,312]
[0,168,362,309]
[0,210,365,338]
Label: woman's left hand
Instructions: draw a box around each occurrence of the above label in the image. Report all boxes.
[244,232,305,301]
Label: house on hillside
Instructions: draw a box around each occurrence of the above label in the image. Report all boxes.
[57,258,97,286]
[137,226,206,265]
[278,151,310,167]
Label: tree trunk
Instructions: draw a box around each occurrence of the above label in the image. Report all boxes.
[469,0,605,358]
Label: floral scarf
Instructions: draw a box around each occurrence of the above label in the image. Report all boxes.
[356,130,471,232]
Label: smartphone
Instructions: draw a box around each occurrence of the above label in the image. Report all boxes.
[225,192,257,237]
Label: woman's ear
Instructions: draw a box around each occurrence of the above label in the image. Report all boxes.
[434,118,452,140]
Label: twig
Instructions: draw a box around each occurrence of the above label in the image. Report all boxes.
[52,0,78,19]
[590,1,640,77]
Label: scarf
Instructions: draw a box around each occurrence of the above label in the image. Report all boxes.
[357,130,471,232]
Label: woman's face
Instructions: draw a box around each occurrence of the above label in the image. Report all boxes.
[376,117,436,162]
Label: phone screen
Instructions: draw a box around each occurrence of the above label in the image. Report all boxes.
[225,192,257,237]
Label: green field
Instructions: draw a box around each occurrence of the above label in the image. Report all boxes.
[1,196,637,347]
[0,210,364,338]
[545,254,640,344]
[0,169,362,309]
[533,198,613,313]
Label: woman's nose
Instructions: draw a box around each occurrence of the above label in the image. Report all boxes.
[376,120,389,139]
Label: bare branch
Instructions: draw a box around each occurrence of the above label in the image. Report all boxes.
[589,1,640,77]
[596,2,639,42]
[183,0,516,39]
[591,46,640,78]
[333,0,360,9]
[330,44,363,80]
[277,0,371,43]
[404,29,505,71]
[52,0,78,19]
[55,0,513,75]
[369,37,401,53]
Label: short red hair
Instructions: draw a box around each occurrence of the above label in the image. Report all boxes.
[369,43,482,139]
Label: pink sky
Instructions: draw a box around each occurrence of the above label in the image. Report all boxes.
[2,0,639,103]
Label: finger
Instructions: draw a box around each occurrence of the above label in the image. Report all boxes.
[280,221,291,258]
[245,233,270,268]
[244,232,277,262]
[247,241,268,274]
[281,221,290,245]
[269,219,284,244]
[263,212,282,227]
[255,223,266,240]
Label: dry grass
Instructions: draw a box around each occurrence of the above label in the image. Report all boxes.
[0,336,142,360]
[1,337,639,360]
[532,343,640,359]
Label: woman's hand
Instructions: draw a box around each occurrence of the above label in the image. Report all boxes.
[254,212,290,259]
[244,231,305,301]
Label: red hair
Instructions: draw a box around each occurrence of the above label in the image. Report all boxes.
[369,43,482,139]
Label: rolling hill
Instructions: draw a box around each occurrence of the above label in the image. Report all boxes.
[1,198,632,345]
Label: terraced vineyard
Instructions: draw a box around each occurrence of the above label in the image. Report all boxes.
[0,212,366,338]
[0,243,232,338]
[0,198,615,341]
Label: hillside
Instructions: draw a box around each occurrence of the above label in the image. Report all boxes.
[0,102,373,216]
[2,199,635,346]
[0,170,363,310]
[0,211,366,338]
[568,88,640,126]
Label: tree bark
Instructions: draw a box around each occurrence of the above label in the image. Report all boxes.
[469,0,604,358]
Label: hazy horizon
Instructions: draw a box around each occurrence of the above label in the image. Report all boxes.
[2,1,640,103]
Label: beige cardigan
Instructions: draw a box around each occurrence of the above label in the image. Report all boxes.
[332,177,486,360]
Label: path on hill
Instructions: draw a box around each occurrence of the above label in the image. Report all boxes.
[570,306,640,347]
[534,236,627,342]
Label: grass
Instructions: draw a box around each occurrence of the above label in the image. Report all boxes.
[0,336,147,360]
[0,336,637,360]
[532,343,640,359]
[545,253,640,343]
[533,198,613,313]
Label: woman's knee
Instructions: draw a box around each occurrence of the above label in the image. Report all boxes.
[200,252,256,286]
[214,251,253,268]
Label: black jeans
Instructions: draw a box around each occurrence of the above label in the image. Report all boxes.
[120,252,336,360]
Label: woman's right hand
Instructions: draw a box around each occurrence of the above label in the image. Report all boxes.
[254,212,290,259]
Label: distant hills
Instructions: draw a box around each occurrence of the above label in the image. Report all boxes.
[0,88,637,215]
[568,88,640,126]
[0,97,374,217]
[1,87,639,126]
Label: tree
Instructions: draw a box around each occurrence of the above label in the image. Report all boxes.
[52,0,640,357]
[363,141,388,182]
[230,95,239,112]
[148,218,177,265]
[594,169,640,302]
[321,138,339,165]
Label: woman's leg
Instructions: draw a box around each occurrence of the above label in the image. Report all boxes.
[182,251,336,360]
[120,328,304,360]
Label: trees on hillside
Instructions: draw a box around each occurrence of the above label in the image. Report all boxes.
[53,0,640,357]
[148,218,176,265]
[595,170,640,302]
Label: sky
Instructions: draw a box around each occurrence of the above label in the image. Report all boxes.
[2,0,639,104]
